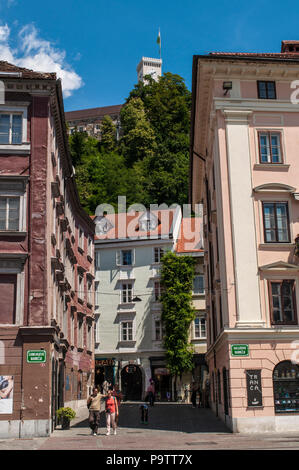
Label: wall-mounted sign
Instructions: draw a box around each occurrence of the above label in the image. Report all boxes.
[231,344,249,357]
[246,369,263,407]
[95,359,115,367]
[26,350,47,363]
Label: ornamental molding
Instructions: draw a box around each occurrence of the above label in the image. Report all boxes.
[259,261,299,271]
[253,182,296,193]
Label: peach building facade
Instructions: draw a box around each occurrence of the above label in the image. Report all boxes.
[190,41,299,432]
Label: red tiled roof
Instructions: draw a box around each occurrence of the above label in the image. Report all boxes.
[176,217,203,254]
[93,209,176,241]
[65,104,123,122]
[0,60,56,79]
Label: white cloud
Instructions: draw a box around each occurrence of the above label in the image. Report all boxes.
[0,23,83,98]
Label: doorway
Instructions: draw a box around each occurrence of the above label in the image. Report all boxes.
[121,365,142,400]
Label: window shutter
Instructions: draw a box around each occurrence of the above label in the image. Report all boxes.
[132,249,135,266]
[116,250,121,266]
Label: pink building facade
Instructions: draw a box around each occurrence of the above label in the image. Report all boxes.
[190,41,299,432]
[0,62,95,437]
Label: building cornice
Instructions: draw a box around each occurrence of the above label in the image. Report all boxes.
[206,327,299,360]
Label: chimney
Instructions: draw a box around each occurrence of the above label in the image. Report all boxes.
[281,40,299,53]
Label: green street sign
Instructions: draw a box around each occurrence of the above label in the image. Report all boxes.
[27,350,47,363]
[231,344,249,357]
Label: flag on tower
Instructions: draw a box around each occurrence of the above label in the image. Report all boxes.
[157,29,161,58]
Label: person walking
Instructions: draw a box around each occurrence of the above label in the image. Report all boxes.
[105,389,118,436]
[112,383,122,427]
[87,387,104,436]
[147,379,155,407]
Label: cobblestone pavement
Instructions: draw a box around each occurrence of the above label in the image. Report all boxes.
[1,403,299,450]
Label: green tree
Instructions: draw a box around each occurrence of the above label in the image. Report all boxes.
[160,251,196,399]
[98,115,117,153]
[120,97,157,166]
[126,73,191,204]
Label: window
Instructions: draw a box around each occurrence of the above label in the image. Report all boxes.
[154,320,164,341]
[194,317,206,339]
[0,178,26,233]
[0,197,20,230]
[193,275,205,294]
[87,280,93,306]
[262,202,290,243]
[258,132,283,163]
[154,281,161,301]
[88,237,93,258]
[78,273,84,300]
[121,283,133,303]
[0,113,22,144]
[116,249,134,266]
[121,321,133,341]
[257,81,276,99]
[154,247,164,263]
[63,295,68,336]
[70,312,74,346]
[87,323,92,351]
[94,315,100,343]
[0,274,17,324]
[95,281,100,307]
[269,280,297,325]
[122,250,132,266]
[78,228,84,250]
[78,319,84,349]
[273,361,299,413]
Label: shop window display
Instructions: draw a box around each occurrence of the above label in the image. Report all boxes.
[273,361,299,413]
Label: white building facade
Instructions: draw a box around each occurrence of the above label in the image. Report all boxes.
[93,208,206,401]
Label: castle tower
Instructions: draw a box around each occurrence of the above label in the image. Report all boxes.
[137,57,162,82]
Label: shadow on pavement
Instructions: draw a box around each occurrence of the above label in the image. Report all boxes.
[71,403,231,434]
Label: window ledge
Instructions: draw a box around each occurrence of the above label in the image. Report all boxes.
[259,243,294,249]
[0,143,30,154]
[118,340,136,346]
[254,163,289,170]
[0,231,26,237]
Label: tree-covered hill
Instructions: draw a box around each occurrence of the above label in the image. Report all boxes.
[69,72,191,214]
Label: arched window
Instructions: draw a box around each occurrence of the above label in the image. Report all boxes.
[273,361,299,413]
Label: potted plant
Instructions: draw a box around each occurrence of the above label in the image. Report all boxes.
[56,407,76,430]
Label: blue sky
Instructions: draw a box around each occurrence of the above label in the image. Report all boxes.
[1,0,299,111]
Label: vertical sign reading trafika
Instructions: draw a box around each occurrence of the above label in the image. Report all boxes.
[246,370,263,407]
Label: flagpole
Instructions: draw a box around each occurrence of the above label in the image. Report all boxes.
[157,28,161,59]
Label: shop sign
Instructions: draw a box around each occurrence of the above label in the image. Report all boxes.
[96,359,115,366]
[231,344,249,357]
[246,369,263,407]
